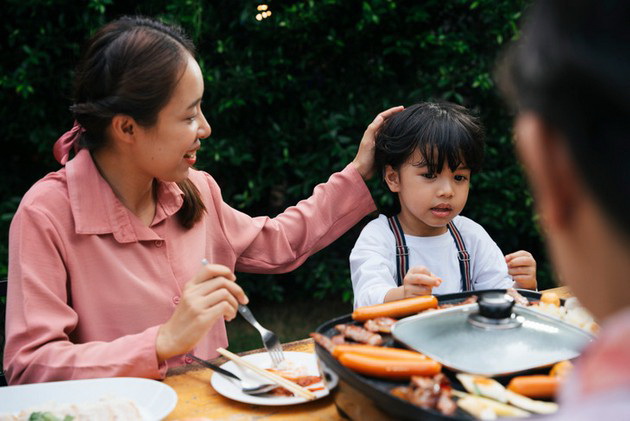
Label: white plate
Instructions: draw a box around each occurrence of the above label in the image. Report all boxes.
[0,377,177,419]
[211,351,337,406]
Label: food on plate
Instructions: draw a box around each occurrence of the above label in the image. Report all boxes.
[435,295,479,310]
[506,288,530,306]
[363,316,397,333]
[562,297,599,333]
[457,373,508,403]
[455,395,500,420]
[270,359,309,378]
[540,291,561,306]
[15,414,72,421]
[457,373,558,415]
[505,287,598,334]
[506,375,560,399]
[453,390,530,419]
[332,344,428,361]
[505,390,559,414]
[334,323,383,345]
[264,359,323,396]
[265,374,323,396]
[338,352,442,380]
[549,360,573,379]
[390,373,457,416]
[351,295,438,321]
[0,397,143,421]
[309,332,336,353]
[528,294,598,334]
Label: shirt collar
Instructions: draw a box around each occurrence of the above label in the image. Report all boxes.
[65,149,184,243]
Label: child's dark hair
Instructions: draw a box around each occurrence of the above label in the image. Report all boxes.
[375,102,485,176]
[70,16,205,229]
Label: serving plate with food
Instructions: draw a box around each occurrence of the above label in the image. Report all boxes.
[0,377,177,420]
[311,288,596,420]
[210,351,336,406]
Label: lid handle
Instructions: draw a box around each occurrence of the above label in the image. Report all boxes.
[468,292,523,330]
[479,292,515,319]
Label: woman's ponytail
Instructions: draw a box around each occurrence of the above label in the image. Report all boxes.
[176,179,206,229]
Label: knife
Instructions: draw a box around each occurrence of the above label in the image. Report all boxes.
[186,353,241,381]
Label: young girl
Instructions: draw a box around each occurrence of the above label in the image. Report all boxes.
[350,102,536,308]
[3,16,402,384]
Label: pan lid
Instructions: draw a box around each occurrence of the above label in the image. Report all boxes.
[391,291,594,377]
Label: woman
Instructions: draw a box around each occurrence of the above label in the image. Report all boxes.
[4,16,402,384]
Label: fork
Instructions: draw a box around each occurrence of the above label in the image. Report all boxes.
[238,304,285,367]
[200,258,285,367]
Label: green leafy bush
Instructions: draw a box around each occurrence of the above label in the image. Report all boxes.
[0,0,553,305]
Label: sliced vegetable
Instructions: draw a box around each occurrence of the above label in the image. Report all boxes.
[456,395,498,420]
[456,373,508,403]
[332,344,428,361]
[452,390,530,418]
[507,375,560,399]
[351,295,438,321]
[505,390,559,414]
[337,352,441,380]
[28,413,74,421]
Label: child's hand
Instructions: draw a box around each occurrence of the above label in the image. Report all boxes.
[402,266,442,298]
[156,262,248,362]
[352,105,404,180]
[505,250,537,290]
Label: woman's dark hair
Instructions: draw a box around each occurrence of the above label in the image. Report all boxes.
[375,101,484,175]
[497,0,630,239]
[70,16,205,229]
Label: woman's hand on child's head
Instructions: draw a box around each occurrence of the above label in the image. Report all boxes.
[505,250,538,290]
[402,266,442,298]
[352,105,404,180]
[155,263,248,362]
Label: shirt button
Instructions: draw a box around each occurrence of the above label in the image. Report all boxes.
[154,240,163,247]
[172,296,180,305]
[184,356,193,364]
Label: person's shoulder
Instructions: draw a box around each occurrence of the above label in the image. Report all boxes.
[19,169,70,209]
[356,214,395,242]
[12,169,72,226]
[352,214,395,253]
[187,168,220,194]
[362,214,393,233]
[451,215,493,239]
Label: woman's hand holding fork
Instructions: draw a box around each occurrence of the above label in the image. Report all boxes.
[156,262,248,363]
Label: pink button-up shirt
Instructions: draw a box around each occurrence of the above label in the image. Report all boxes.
[547,308,630,420]
[4,149,375,384]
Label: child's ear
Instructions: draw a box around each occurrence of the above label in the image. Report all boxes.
[384,165,401,192]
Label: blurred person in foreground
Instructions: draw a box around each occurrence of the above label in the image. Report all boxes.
[498,0,630,418]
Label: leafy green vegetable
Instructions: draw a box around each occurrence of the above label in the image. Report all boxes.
[28,412,74,421]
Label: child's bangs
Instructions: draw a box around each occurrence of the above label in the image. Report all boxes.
[415,119,475,173]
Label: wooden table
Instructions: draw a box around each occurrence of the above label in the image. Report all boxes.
[163,286,571,420]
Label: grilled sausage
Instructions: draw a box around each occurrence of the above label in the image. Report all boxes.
[352,295,438,321]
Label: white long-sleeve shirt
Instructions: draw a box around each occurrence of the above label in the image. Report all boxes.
[350,214,514,308]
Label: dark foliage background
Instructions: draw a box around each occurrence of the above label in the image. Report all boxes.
[0,0,555,306]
